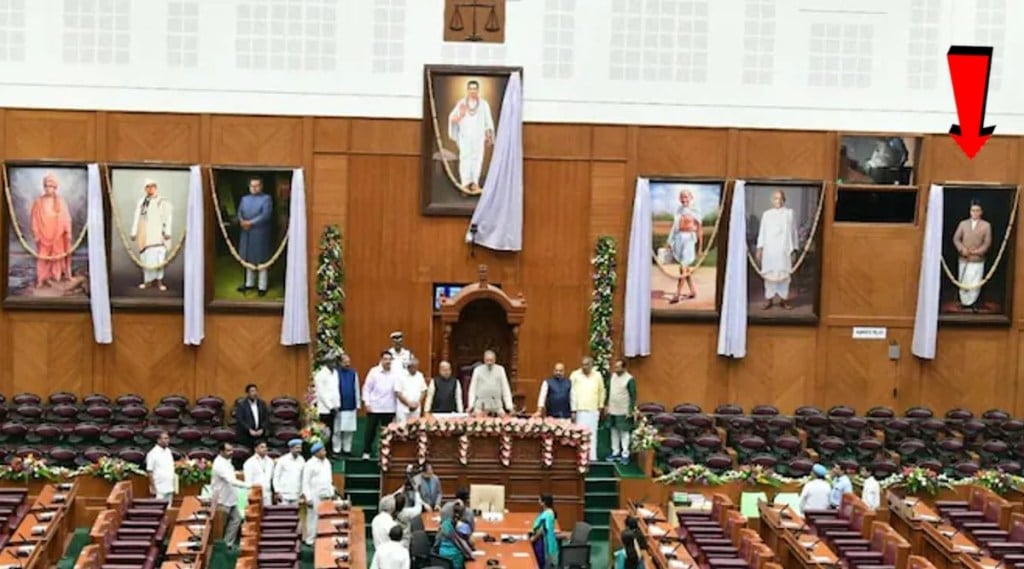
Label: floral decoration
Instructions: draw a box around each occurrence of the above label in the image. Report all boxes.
[877,466,952,496]
[629,414,663,453]
[656,464,725,486]
[589,236,618,381]
[306,225,345,439]
[74,457,146,483]
[722,465,788,488]
[175,458,212,486]
[300,421,330,446]
[0,455,67,482]
[657,464,808,487]
[379,417,592,473]
[960,470,1021,495]
[417,431,429,465]
[541,435,555,469]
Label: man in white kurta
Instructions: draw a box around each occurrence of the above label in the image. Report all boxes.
[302,442,335,545]
[211,442,251,549]
[314,350,361,456]
[570,357,606,461]
[755,190,799,309]
[468,350,513,415]
[272,439,305,504]
[242,440,275,506]
[447,80,495,193]
[395,357,428,423]
[145,430,175,502]
[374,525,411,569]
[130,179,173,290]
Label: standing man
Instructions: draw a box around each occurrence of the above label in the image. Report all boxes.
[536,362,572,419]
[362,352,399,460]
[570,356,606,461]
[302,442,336,545]
[233,384,270,451]
[386,331,414,371]
[236,176,273,297]
[447,80,496,193]
[395,357,428,423]
[272,439,305,505]
[145,430,175,502]
[605,359,637,465]
[425,360,463,414]
[830,463,854,508]
[315,350,361,457]
[211,442,251,550]
[755,189,799,310]
[243,440,275,506]
[467,350,513,416]
[129,178,173,291]
[953,199,992,311]
[30,172,73,288]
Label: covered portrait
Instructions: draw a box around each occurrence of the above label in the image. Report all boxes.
[837,135,919,186]
[939,185,1018,323]
[3,163,90,307]
[421,64,521,216]
[107,167,190,307]
[744,182,825,323]
[210,167,292,309]
[649,179,724,320]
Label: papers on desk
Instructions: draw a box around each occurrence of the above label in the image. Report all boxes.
[956,545,979,553]
[177,542,199,550]
[513,553,530,558]
[500,534,528,541]
[637,507,655,519]
[812,556,834,564]
[782,521,803,529]
[188,524,205,533]
[30,525,45,536]
[472,551,486,557]
[431,516,442,522]
[668,560,690,569]
[648,526,667,537]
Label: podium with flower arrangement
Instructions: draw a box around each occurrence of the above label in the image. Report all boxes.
[378,416,591,526]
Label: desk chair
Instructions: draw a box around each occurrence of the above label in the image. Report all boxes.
[428,554,454,569]
[559,543,591,569]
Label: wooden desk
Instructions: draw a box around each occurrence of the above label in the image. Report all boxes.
[314,508,366,569]
[781,528,840,569]
[176,497,212,524]
[422,512,557,536]
[887,491,944,555]
[921,520,981,569]
[165,521,212,561]
[160,560,205,569]
[471,540,541,569]
[35,482,77,510]
[757,502,839,569]
[0,544,42,568]
[611,507,694,569]
[318,516,356,537]
[10,507,64,568]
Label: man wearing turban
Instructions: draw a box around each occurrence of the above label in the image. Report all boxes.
[29,172,73,288]
[129,178,173,290]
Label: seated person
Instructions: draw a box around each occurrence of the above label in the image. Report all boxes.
[441,488,475,531]
[436,503,474,569]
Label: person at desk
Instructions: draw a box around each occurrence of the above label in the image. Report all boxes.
[830,463,854,508]
[531,493,559,569]
[243,440,275,506]
[799,464,832,514]
[415,462,443,512]
[374,525,411,569]
[441,488,475,531]
[302,442,336,546]
[468,350,514,416]
[372,496,398,550]
[272,439,305,505]
[211,441,252,549]
[436,504,474,569]
[425,360,463,414]
[861,468,881,510]
[614,516,644,569]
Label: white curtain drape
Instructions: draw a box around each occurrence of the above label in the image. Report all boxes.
[718,180,748,358]
[467,72,523,251]
[912,184,944,359]
[624,177,652,357]
[86,163,112,344]
[281,168,310,346]
[183,165,204,346]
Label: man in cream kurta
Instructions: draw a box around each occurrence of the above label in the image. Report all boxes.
[129,178,173,290]
[211,442,251,549]
[395,357,428,423]
[468,350,513,415]
[302,442,336,545]
[145,430,176,502]
[447,80,495,193]
[272,439,305,504]
[755,190,799,309]
[243,440,275,506]
[570,357,606,461]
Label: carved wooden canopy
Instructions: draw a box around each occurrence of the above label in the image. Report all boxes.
[438,265,526,324]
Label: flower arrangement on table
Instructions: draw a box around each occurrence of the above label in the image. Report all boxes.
[300,421,330,446]
[722,465,790,488]
[379,417,592,473]
[950,469,1021,496]
[656,464,808,487]
[629,413,662,453]
[655,464,725,486]
[0,455,67,483]
[73,457,146,483]
[175,458,212,486]
[878,466,952,495]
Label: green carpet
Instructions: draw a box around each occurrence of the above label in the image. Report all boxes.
[55,528,91,569]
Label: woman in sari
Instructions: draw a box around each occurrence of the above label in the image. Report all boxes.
[531,494,559,569]
[614,516,644,569]
[436,503,473,569]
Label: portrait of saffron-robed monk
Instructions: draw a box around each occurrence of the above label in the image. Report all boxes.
[3,164,90,304]
[939,188,1017,320]
[421,64,521,216]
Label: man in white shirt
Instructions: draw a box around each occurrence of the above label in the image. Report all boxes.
[799,464,832,514]
[371,495,398,550]
[145,430,175,502]
[302,442,336,546]
[395,357,428,423]
[468,350,513,416]
[386,331,414,371]
[272,439,305,504]
[860,468,881,510]
[570,357,606,461]
[242,441,275,506]
[211,442,251,549]
[374,525,411,569]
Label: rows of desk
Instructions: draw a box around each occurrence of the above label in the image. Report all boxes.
[0,481,77,569]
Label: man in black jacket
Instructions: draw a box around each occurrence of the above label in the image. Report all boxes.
[234,383,270,449]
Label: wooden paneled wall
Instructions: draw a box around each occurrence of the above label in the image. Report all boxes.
[2,109,1024,416]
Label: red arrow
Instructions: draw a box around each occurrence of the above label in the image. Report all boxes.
[947,45,995,159]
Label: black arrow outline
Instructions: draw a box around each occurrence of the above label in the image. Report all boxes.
[947,45,996,137]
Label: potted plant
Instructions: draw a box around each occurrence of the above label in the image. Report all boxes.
[0,455,68,494]
[629,414,662,476]
[175,458,212,495]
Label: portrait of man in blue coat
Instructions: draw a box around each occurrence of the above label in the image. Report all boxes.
[236,176,274,296]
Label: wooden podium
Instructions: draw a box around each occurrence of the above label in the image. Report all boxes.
[379,417,586,527]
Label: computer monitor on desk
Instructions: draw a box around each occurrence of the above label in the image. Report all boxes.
[469,485,505,515]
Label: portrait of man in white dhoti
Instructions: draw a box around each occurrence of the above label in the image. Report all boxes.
[952,200,991,311]
[130,179,173,291]
[447,79,495,194]
[755,190,798,310]
[667,188,703,303]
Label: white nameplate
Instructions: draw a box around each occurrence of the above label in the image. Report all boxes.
[852,327,887,340]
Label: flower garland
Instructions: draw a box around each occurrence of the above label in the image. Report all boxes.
[589,236,618,380]
[541,435,555,469]
[417,431,429,465]
[73,457,146,483]
[304,225,345,445]
[656,464,808,487]
[379,417,592,473]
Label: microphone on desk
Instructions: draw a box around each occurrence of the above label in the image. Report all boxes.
[184,523,203,542]
[778,504,792,518]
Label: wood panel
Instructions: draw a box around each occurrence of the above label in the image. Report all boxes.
[523,124,591,160]
[928,136,1020,183]
[4,110,97,160]
[826,226,921,320]
[736,130,831,180]
[822,327,907,411]
[918,329,1012,413]
[105,113,201,164]
[637,127,729,176]
[104,314,197,401]
[208,115,304,165]
[3,313,93,396]
[729,327,816,413]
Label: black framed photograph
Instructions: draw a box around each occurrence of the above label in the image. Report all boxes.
[939,184,1018,325]
[837,134,920,186]
[422,64,522,216]
[744,181,825,324]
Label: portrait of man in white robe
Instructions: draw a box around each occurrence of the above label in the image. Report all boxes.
[130,179,173,291]
[755,190,798,310]
[447,79,495,194]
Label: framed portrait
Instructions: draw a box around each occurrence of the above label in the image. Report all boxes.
[2,163,90,308]
[837,134,920,186]
[421,64,522,216]
[939,184,1018,324]
[744,181,825,324]
[209,167,293,311]
[107,166,190,308]
[648,178,725,321]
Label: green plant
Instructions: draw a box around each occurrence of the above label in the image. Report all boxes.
[74,457,146,483]
[307,225,345,431]
[0,455,67,482]
[656,464,725,486]
[175,458,212,486]
[589,236,617,380]
[629,414,662,452]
